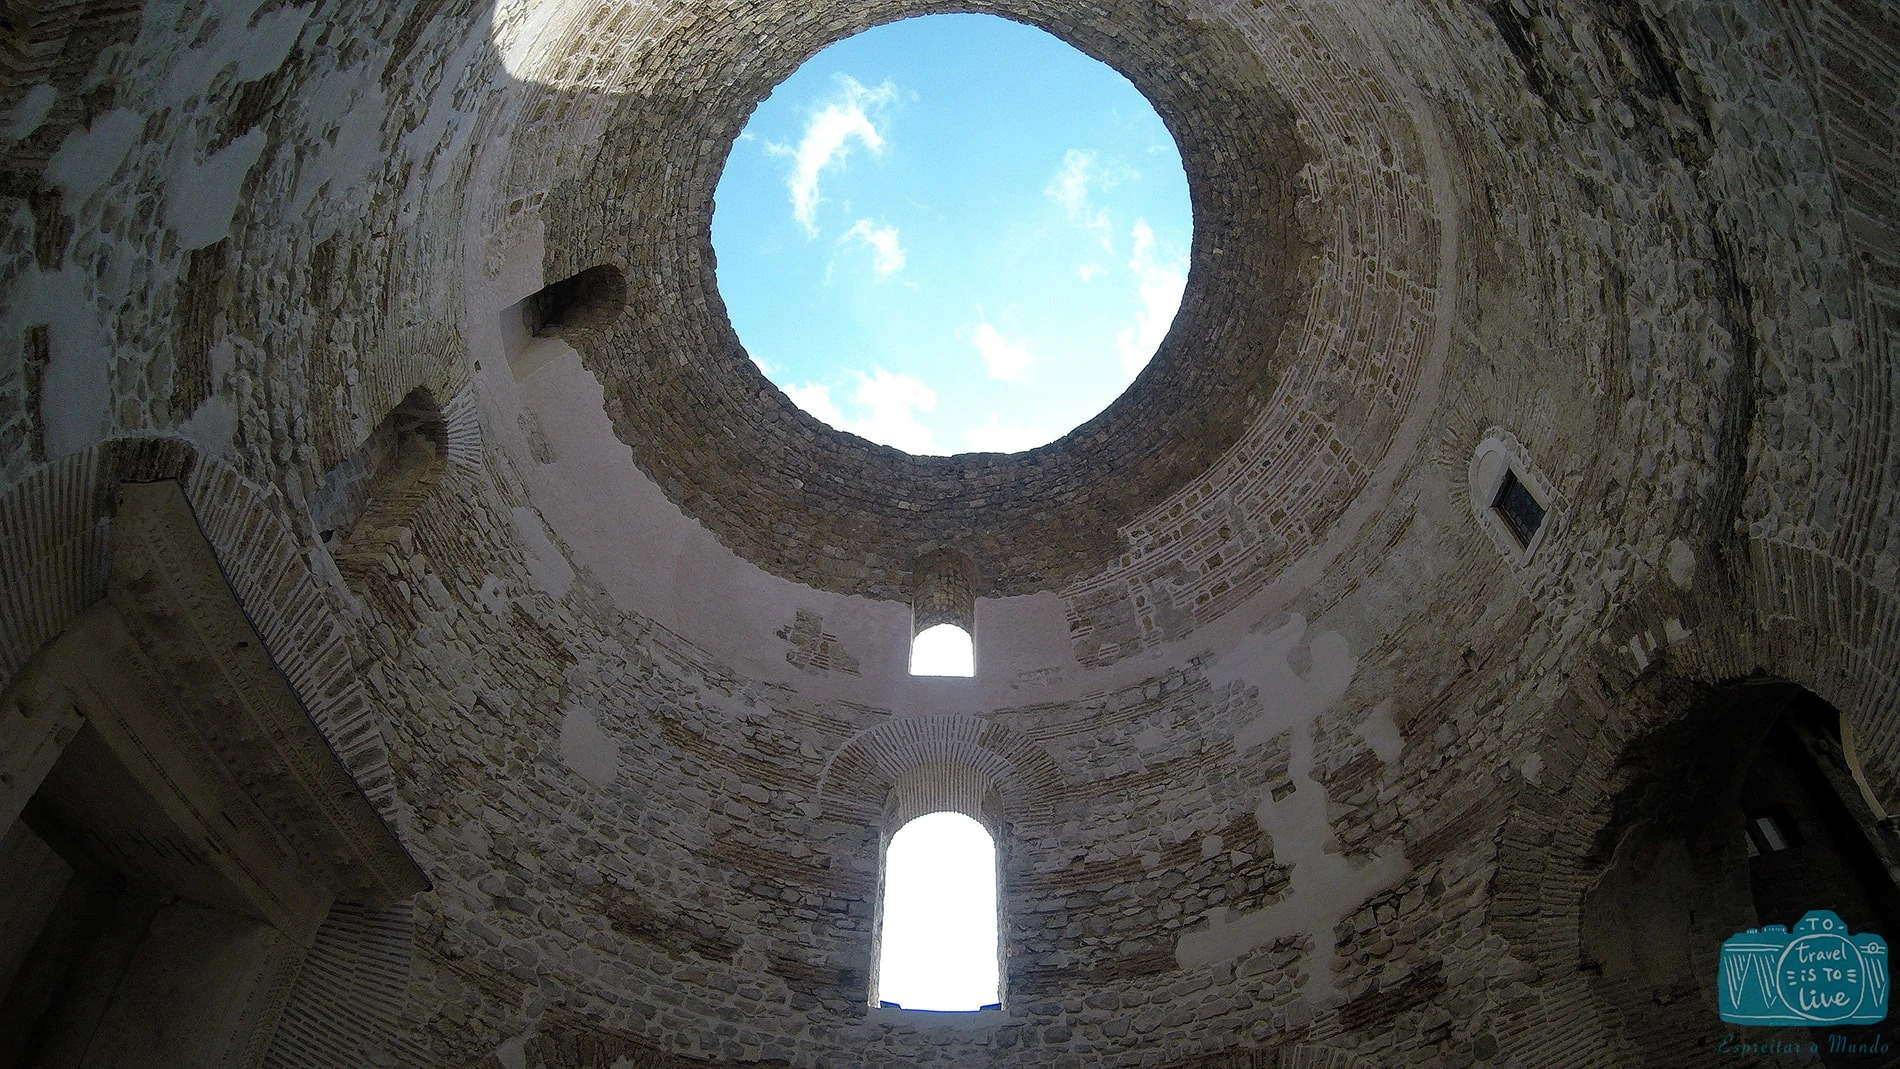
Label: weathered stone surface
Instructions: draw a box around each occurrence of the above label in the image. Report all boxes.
[2,0,1899,1066]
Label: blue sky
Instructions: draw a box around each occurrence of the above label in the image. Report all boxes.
[712,14,1192,456]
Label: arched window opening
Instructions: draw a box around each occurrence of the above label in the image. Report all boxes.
[910,548,976,677]
[1577,680,1900,1058]
[874,811,999,1011]
[910,623,973,677]
[1469,431,1557,561]
[1737,688,1900,937]
[309,387,447,550]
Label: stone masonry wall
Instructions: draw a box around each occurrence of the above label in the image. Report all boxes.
[3,0,1898,1066]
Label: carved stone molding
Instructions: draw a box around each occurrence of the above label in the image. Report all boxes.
[0,437,413,832]
[85,479,429,935]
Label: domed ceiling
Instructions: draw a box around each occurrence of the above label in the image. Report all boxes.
[5,0,1893,1064]
[471,0,1458,681]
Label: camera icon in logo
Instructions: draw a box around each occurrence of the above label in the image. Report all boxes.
[1719,910,1889,1025]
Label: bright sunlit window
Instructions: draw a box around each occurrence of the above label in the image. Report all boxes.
[909,623,973,677]
[876,811,999,1010]
[713,13,1191,455]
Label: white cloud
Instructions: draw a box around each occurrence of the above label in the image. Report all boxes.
[963,415,1050,454]
[964,317,1035,383]
[1114,219,1188,377]
[785,382,844,425]
[785,370,939,454]
[838,217,907,277]
[1045,148,1115,250]
[1076,263,1105,283]
[770,75,898,235]
[847,369,938,454]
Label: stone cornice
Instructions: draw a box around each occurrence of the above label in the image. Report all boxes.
[100,480,428,928]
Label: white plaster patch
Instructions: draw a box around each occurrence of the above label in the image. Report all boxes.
[505,346,920,693]
[1480,581,1521,632]
[185,339,242,451]
[476,576,510,616]
[1520,751,1544,785]
[291,80,388,227]
[91,240,134,307]
[1627,630,1657,671]
[45,108,143,211]
[209,338,236,384]
[399,22,492,204]
[459,817,493,857]
[1666,538,1696,589]
[510,506,573,599]
[34,266,113,458]
[975,589,1081,687]
[3,84,57,142]
[1358,697,1403,764]
[1183,614,1409,1002]
[496,0,567,79]
[1216,614,1355,753]
[177,394,239,456]
[159,1,313,106]
[1133,719,1171,752]
[1176,712,1409,1000]
[234,4,313,80]
[560,704,619,787]
[167,128,267,250]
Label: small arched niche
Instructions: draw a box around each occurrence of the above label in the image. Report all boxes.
[871,763,1006,1012]
[501,264,628,380]
[910,549,976,677]
[309,387,447,554]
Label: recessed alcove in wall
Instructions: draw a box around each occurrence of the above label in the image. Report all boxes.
[0,481,426,1068]
[910,548,976,677]
[1738,690,1900,937]
[1579,680,1900,1060]
[501,264,627,381]
[310,388,447,557]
